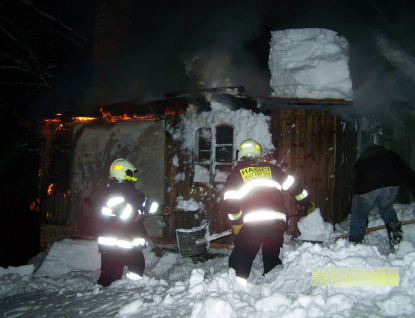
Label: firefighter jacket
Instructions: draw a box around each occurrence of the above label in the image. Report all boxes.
[98,182,163,252]
[223,160,310,227]
[354,145,415,195]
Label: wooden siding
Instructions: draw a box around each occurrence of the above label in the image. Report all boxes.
[334,120,357,224]
[39,122,73,226]
[40,107,357,247]
[163,116,230,242]
[164,110,356,239]
[271,108,354,234]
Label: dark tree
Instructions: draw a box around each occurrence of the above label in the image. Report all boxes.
[0,0,94,267]
[0,0,94,119]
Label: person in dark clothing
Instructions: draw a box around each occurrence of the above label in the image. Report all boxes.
[349,144,415,247]
[223,139,314,285]
[97,158,170,287]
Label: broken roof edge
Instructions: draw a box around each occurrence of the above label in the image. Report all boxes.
[242,94,353,106]
[36,86,354,126]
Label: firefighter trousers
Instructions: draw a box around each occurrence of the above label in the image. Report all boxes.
[229,220,287,279]
[98,249,145,287]
[229,219,286,279]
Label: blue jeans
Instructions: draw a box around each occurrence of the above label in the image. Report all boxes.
[349,186,399,242]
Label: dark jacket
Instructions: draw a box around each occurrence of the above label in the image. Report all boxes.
[223,159,310,225]
[99,182,165,242]
[354,145,415,195]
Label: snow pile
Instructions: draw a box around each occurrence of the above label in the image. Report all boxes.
[168,102,274,183]
[2,203,415,317]
[296,208,334,242]
[0,265,34,280]
[169,102,274,155]
[269,28,353,100]
[34,239,101,278]
[175,198,202,211]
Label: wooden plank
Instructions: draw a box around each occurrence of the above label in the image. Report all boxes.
[326,114,336,222]
[310,110,320,209]
[271,109,282,158]
[303,110,315,198]
[319,111,329,220]
[290,108,298,177]
[295,109,306,183]
[322,113,329,219]
[280,109,293,171]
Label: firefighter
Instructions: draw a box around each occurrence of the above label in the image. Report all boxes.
[223,139,314,286]
[97,158,170,287]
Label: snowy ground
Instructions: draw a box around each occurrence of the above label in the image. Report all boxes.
[2,203,415,318]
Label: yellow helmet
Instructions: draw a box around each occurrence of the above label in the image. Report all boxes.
[237,139,262,161]
[109,158,138,183]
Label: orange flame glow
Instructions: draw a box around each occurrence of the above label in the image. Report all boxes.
[47,183,54,195]
[29,198,41,211]
[44,119,61,123]
[100,107,134,122]
[73,117,97,122]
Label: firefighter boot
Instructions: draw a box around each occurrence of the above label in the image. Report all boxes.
[386,221,403,247]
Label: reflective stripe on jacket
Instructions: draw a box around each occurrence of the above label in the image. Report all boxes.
[223,160,309,225]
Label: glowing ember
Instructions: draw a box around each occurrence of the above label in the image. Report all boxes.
[47,184,54,195]
[73,117,97,122]
[29,198,41,211]
[100,107,133,122]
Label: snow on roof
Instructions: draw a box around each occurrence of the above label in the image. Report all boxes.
[170,101,274,155]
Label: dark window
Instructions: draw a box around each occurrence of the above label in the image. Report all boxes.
[194,125,234,183]
[197,128,211,163]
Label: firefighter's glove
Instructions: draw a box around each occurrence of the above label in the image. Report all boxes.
[305,202,315,215]
[162,207,172,216]
[232,224,244,235]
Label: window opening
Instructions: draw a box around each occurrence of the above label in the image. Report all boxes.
[194,125,233,183]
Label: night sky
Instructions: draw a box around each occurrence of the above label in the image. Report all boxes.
[2,0,415,118]
[90,0,415,120]
[1,0,415,267]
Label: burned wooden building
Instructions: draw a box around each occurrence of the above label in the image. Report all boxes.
[38,87,359,249]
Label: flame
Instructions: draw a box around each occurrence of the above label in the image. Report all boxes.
[44,116,97,129]
[73,117,97,122]
[44,119,61,123]
[133,114,157,120]
[47,183,54,195]
[100,107,134,122]
[29,198,41,211]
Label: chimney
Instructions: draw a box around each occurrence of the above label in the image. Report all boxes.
[93,0,132,64]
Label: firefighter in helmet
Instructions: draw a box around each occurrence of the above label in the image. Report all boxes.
[97,158,170,287]
[223,139,314,285]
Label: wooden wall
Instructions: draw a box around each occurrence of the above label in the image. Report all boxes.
[271,108,355,233]
[333,118,357,224]
[164,109,357,239]
[163,116,230,242]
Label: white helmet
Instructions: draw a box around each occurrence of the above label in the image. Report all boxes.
[109,158,138,183]
[237,139,262,162]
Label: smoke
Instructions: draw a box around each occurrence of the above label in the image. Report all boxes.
[181,2,271,96]
[73,0,415,134]
[82,0,272,111]
[346,26,415,133]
